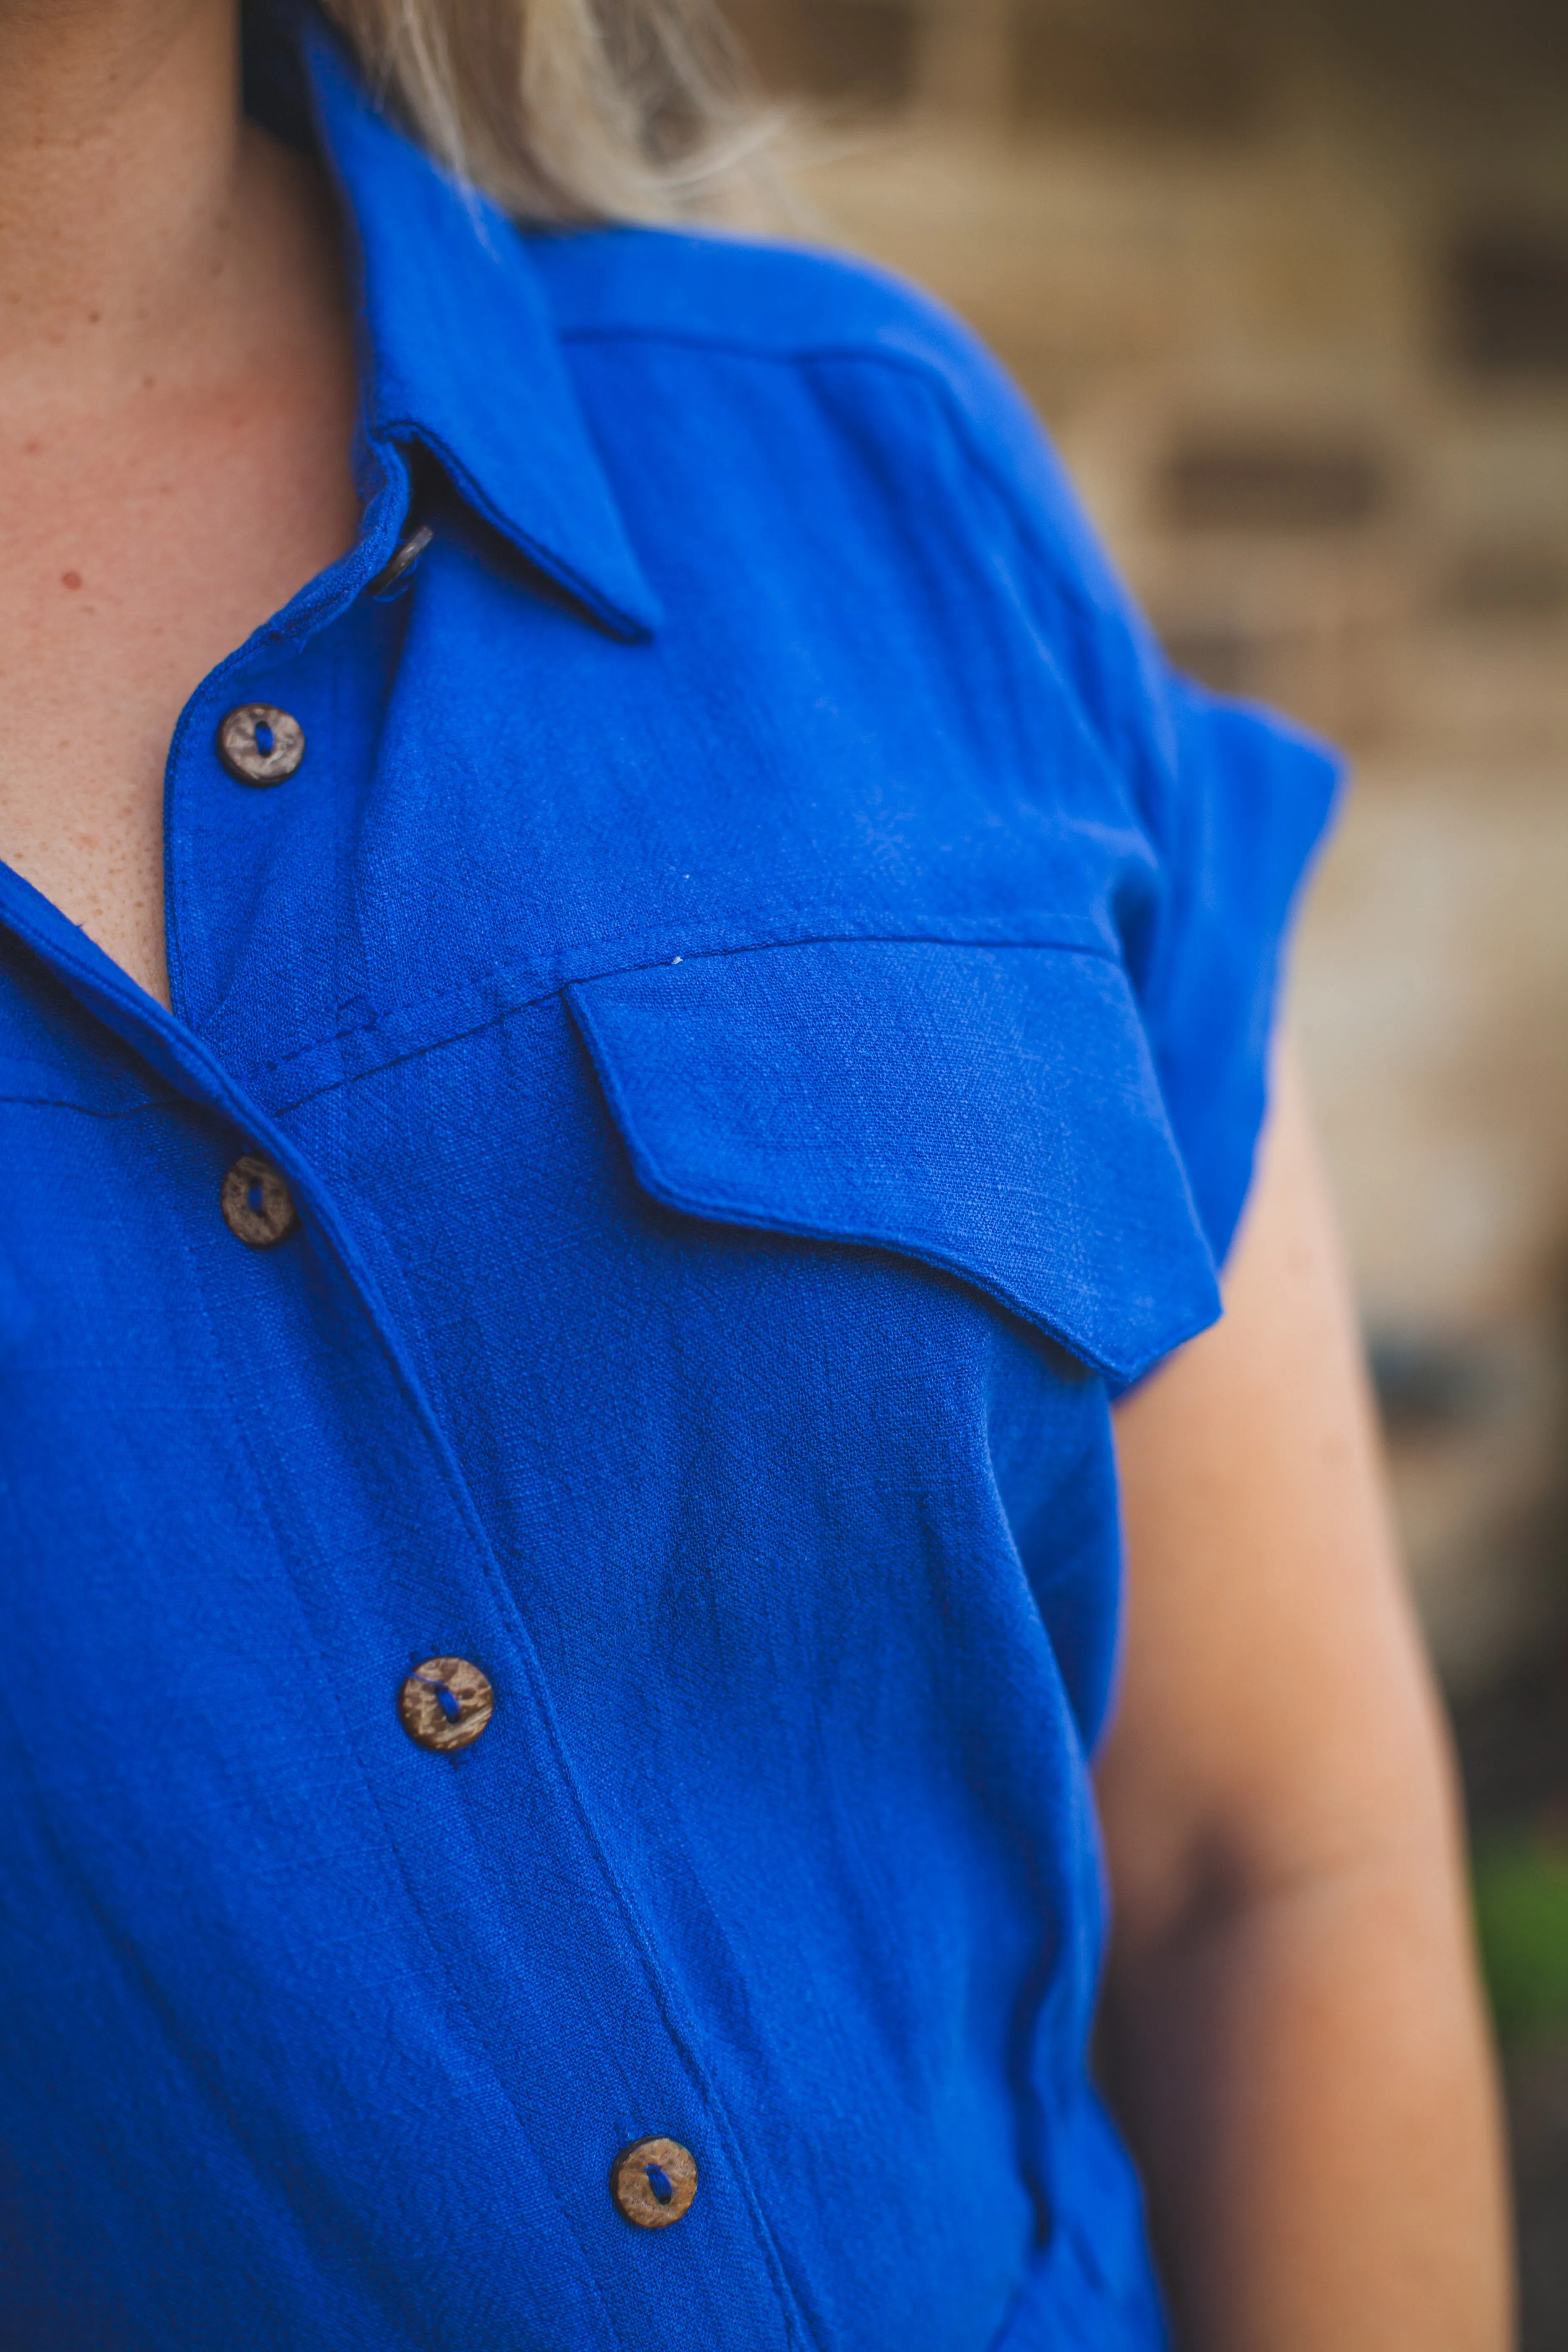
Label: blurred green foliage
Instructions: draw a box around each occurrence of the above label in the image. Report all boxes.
[1473,1834,1568,2048]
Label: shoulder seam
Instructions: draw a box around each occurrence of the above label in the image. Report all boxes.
[556,320,967,380]
[558,315,1123,691]
[559,324,1078,589]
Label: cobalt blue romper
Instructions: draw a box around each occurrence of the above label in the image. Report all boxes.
[0,11,1341,2347]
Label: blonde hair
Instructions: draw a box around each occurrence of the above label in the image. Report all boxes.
[318,0,763,224]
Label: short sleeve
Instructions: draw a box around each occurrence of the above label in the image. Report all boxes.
[1134,678,1342,1266]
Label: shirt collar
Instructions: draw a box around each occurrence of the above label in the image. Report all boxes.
[301,17,661,640]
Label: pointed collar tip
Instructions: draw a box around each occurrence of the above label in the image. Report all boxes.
[303,17,660,645]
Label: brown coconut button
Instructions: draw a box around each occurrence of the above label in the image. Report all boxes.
[217,704,305,786]
[220,1154,298,1249]
[611,2137,698,2229]
[397,1656,494,1754]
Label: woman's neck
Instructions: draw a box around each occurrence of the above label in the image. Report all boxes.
[0,0,302,400]
[0,0,361,1008]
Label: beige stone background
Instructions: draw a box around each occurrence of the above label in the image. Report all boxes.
[736,0,1568,1703]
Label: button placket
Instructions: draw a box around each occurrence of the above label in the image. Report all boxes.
[0,871,816,2341]
[60,431,815,2322]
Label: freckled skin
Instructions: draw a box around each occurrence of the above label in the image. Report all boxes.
[0,0,358,1006]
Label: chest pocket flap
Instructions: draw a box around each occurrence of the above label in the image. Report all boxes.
[567,939,1220,1386]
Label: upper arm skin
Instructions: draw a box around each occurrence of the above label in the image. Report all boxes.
[1103,1032,1463,1945]
[1099,1036,1511,2349]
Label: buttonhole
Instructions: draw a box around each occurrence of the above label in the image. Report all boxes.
[247,1180,265,1216]
[253,721,275,757]
[645,2164,674,2205]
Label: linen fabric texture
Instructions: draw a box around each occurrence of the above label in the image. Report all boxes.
[0,10,1341,2347]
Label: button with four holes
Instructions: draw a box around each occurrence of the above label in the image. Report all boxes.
[217,703,305,786]
[397,1656,495,1754]
[220,1154,298,1249]
[611,2136,698,2229]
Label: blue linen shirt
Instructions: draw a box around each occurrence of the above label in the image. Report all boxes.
[0,14,1339,2347]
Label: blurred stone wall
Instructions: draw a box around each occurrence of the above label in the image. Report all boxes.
[737,0,1568,1692]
